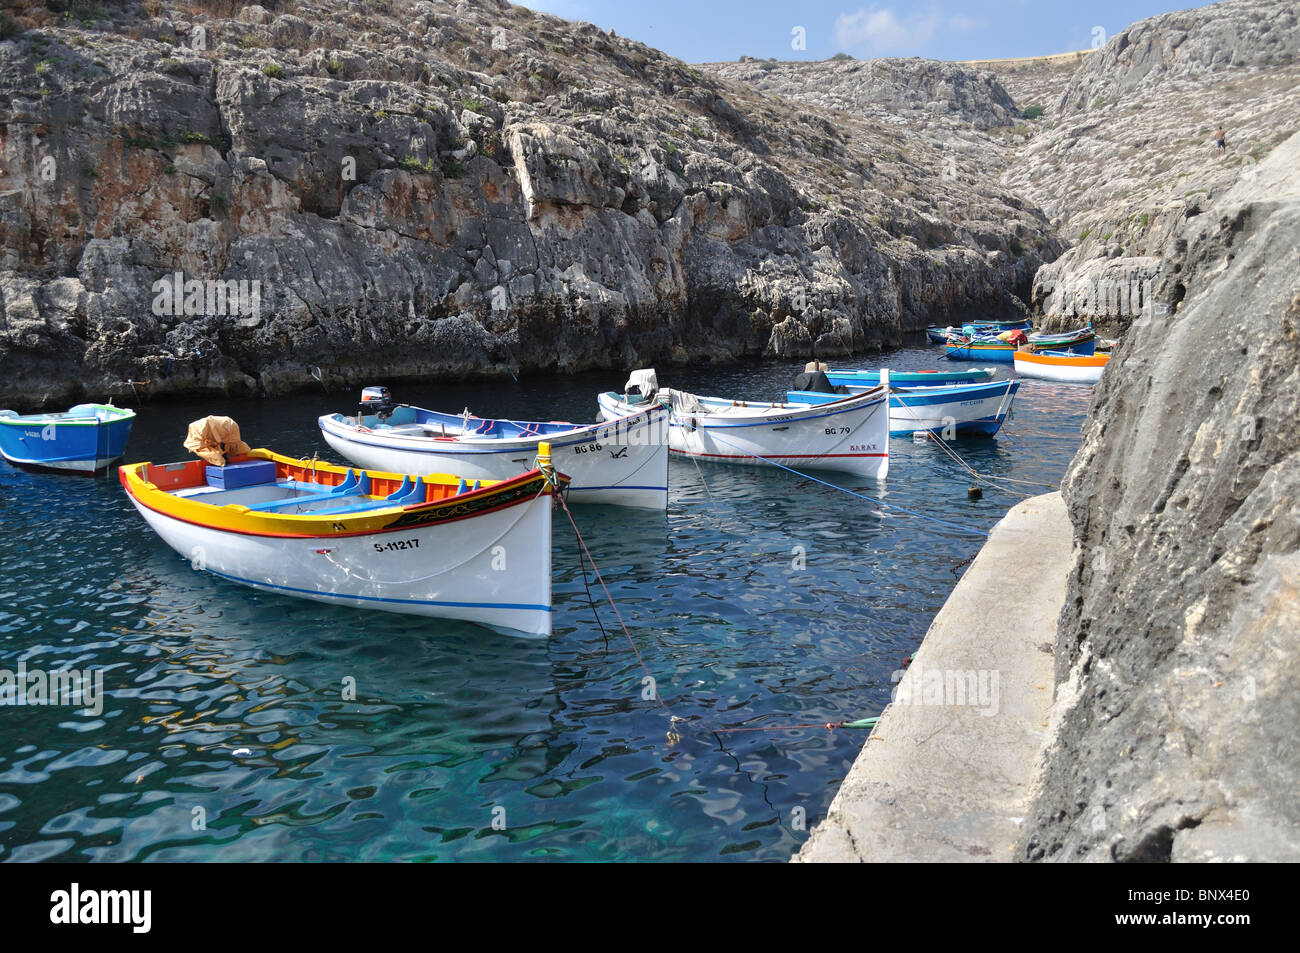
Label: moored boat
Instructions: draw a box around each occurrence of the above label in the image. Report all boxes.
[319,387,668,509]
[787,378,1020,437]
[1013,350,1110,384]
[945,332,1095,362]
[120,446,569,637]
[1028,326,1096,347]
[0,403,135,473]
[597,371,890,479]
[827,367,995,387]
[926,319,1031,344]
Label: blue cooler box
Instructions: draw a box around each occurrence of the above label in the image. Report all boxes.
[206,459,277,489]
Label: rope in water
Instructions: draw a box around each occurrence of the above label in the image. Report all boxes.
[712,716,881,734]
[554,481,890,740]
[921,429,1058,494]
[554,490,686,742]
[691,425,990,538]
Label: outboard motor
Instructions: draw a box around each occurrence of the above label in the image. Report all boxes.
[359,385,396,422]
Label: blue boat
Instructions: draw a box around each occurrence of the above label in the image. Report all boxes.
[0,404,136,473]
[827,367,995,387]
[925,320,1031,344]
[788,379,1020,437]
[946,334,1095,363]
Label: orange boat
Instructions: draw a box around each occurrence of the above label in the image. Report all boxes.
[1013,350,1109,384]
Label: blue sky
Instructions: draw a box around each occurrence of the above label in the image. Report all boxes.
[521,1,1208,62]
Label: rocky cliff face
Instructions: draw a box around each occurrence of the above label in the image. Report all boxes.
[0,0,1052,408]
[711,1,1300,339]
[1019,129,1300,861]
[1006,0,1300,334]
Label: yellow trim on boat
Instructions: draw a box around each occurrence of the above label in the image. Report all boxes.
[119,448,556,539]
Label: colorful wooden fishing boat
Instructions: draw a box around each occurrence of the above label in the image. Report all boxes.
[319,388,668,509]
[926,320,1031,344]
[597,373,890,479]
[1013,350,1110,384]
[945,333,1095,362]
[1028,326,1095,347]
[120,448,568,637]
[0,403,135,473]
[826,367,995,387]
[786,379,1020,437]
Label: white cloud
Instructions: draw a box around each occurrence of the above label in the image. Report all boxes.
[833,6,980,55]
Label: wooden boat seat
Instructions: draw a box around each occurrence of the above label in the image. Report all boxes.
[240,470,372,512]
[307,498,400,516]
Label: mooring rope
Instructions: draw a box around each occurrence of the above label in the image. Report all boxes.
[712,716,881,734]
[555,489,898,742]
[555,492,686,743]
[690,425,991,538]
[921,430,1058,494]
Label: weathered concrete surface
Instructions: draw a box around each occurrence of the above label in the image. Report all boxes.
[795,492,1069,862]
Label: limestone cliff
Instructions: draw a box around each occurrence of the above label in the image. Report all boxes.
[1006,0,1300,333]
[1019,129,1300,861]
[0,0,1051,408]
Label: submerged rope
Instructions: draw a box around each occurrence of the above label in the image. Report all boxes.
[557,492,894,742]
[712,716,880,734]
[555,493,685,742]
[921,430,1057,494]
[693,426,990,538]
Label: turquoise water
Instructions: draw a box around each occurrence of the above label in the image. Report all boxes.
[0,348,1090,862]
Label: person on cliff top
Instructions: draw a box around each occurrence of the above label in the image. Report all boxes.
[1216,126,1227,156]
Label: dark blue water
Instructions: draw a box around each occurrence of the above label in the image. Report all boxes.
[0,347,1090,862]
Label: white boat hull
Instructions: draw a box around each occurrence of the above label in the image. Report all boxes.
[598,391,889,479]
[886,383,1019,436]
[128,489,555,637]
[0,453,121,473]
[320,408,668,509]
[1013,353,1107,384]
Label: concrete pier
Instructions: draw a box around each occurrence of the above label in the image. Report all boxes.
[795,492,1071,862]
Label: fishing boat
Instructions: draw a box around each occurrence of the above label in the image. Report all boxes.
[945,331,1095,362]
[0,403,135,473]
[597,371,890,479]
[827,367,995,387]
[120,446,568,637]
[1013,350,1110,384]
[319,387,668,509]
[925,320,1031,344]
[786,378,1020,437]
[1028,326,1096,347]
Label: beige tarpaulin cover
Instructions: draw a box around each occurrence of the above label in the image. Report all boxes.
[184,415,251,466]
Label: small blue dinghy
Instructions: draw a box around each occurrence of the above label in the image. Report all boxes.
[0,403,136,473]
